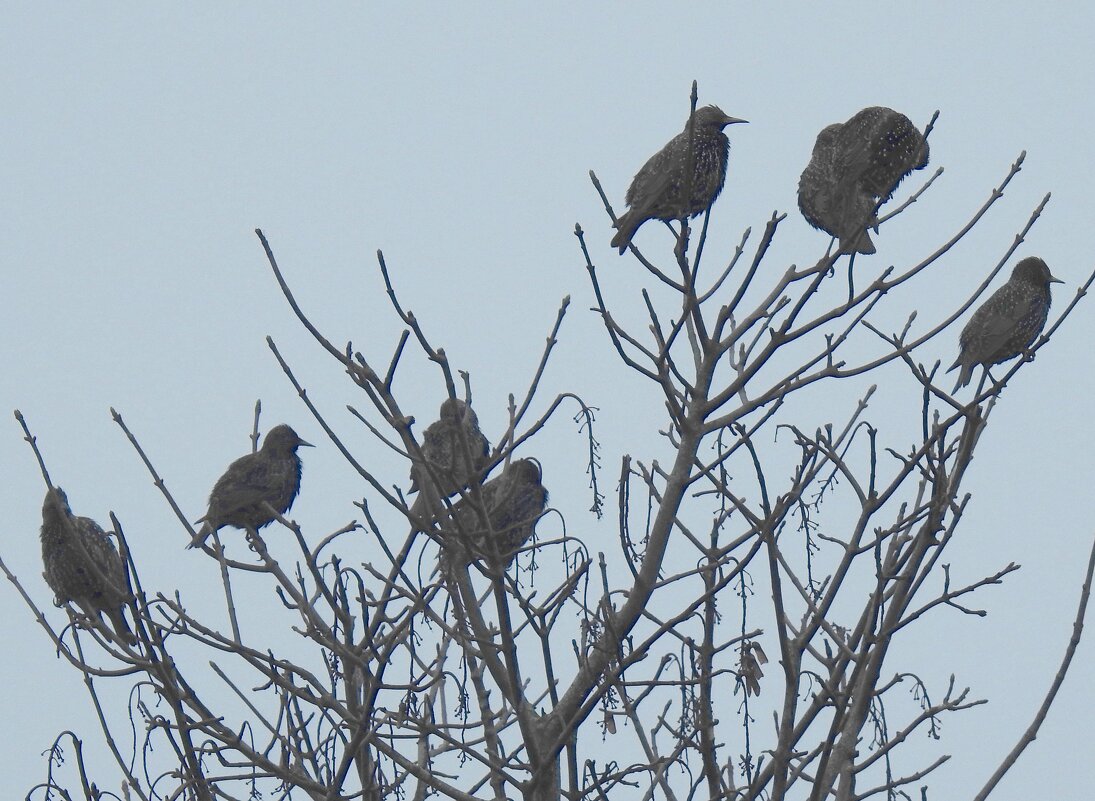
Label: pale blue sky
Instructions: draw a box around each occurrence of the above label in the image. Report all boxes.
[2,4,1092,799]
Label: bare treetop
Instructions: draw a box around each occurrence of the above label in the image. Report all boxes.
[6,87,1095,801]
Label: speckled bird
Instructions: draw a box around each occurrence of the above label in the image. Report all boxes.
[799,123,877,254]
[949,257,1062,390]
[799,106,929,254]
[41,487,134,644]
[611,105,747,254]
[410,398,489,528]
[441,458,548,570]
[190,423,313,548]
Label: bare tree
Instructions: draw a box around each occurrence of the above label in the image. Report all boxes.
[5,88,1094,801]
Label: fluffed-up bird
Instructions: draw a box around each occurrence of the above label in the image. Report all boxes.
[798,106,929,254]
[41,487,135,644]
[799,123,877,254]
[440,458,548,571]
[611,104,747,254]
[190,423,312,549]
[409,398,489,529]
[949,257,1062,391]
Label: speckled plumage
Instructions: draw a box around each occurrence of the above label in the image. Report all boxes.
[190,424,312,548]
[949,257,1062,390]
[410,399,489,527]
[798,124,877,255]
[41,487,134,644]
[611,105,747,254]
[441,458,548,570]
[798,107,928,254]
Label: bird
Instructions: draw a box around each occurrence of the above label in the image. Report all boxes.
[190,423,313,549]
[439,458,548,571]
[798,106,929,254]
[611,104,747,254]
[798,124,878,255]
[948,257,1062,391]
[40,487,135,644]
[409,398,489,529]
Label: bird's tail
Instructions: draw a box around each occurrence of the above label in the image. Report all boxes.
[610,211,641,254]
[106,607,137,646]
[840,229,876,255]
[408,492,432,534]
[832,183,876,255]
[947,359,974,392]
[188,521,213,550]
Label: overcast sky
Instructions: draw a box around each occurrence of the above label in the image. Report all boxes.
[2,4,1092,799]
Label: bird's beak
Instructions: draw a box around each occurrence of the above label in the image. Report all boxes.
[299,440,315,448]
[723,116,748,126]
[1049,274,1064,284]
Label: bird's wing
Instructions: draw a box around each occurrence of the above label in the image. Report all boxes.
[412,421,489,495]
[625,140,679,214]
[411,421,459,494]
[457,423,490,473]
[409,421,444,494]
[78,519,124,577]
[828,120,876,227]
[832,114,878,184]
[975,289,1043,357]
[75,518,128,601]
[208,455,282,517]
[446,470,505,540]
[471,430,490,471]
[841,111,927,200]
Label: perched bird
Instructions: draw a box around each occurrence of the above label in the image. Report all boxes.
[949,257,1062,391]
[409,398,489,528]
[40,487,134,644]
[798,124,877,255]
[190,423,313,549]
[798,106,929,254]
[440,458,548,571]
[611,105,747,254]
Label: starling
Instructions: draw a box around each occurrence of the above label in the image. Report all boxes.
[611,105,747,254]
[190,423,313,549]
[798,124,877,255]
[798,106,929,254]
[949,257,1062,391]
[440,458,548,571]
[40,487,134,644]
[409,398,489,528]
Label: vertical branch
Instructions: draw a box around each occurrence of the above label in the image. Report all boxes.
[695,548,723,801]
[973,534,1095,801]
